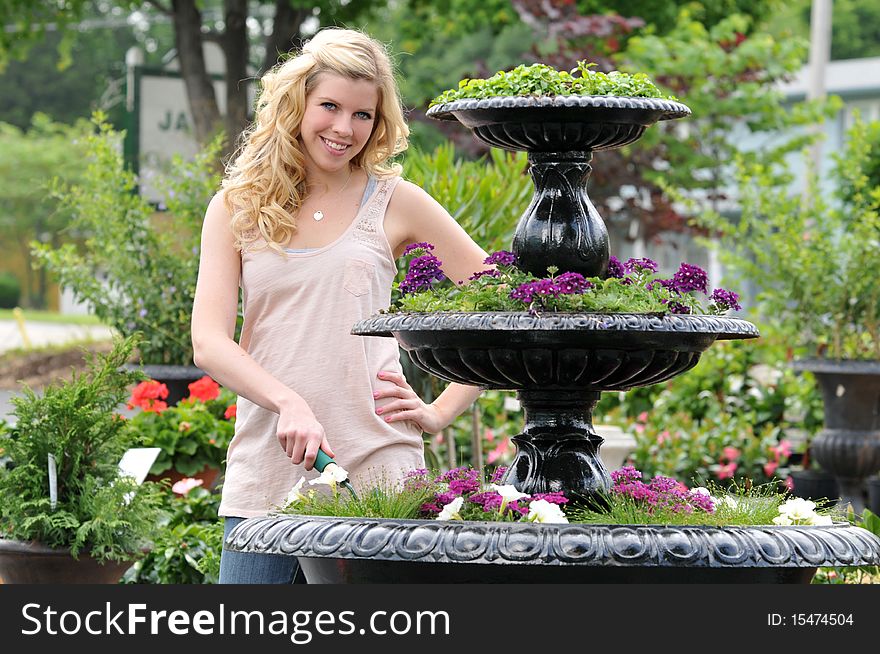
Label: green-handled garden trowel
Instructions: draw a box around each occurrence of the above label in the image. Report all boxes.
[314,448,359,500]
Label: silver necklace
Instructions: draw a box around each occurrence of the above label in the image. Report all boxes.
[313,168,353,221]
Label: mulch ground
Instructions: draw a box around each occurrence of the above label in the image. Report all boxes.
[0,341,115,390]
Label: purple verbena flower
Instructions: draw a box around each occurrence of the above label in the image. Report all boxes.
[709,288,742,312]
[403,242,435,256]
[666,301,691,315]
[483,250,517,266]
[449,477,481,495]
[468,269,502,281]
[468,491,503,512]
[400,253,446,295]
[490,467,508,484]
[606,256,626,279]
[671,262,709,294]
[509,278,560,303]
[624,257,659,274]
[530,491,569,505]
[555,271,593,295]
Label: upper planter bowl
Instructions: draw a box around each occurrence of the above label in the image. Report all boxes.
[426,95,691,153]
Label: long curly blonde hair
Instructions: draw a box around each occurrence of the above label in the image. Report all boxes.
[223,28,410,252]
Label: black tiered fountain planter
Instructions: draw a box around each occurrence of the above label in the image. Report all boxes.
[227,95,880,582]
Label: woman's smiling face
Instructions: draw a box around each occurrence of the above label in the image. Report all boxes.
[299,72,379,174]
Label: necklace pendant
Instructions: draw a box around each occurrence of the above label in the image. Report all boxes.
[313,210,324,221]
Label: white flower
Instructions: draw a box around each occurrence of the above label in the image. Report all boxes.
[772,514,793,526]
[309,463,350,491]
[718,495,738,510]
[526,499,568,524]
[436,496,464,521]
[808,514,834,526]
[692,487,711,496]
[489,483,529,512]
[283,476,309,507]
[776,497,818,523]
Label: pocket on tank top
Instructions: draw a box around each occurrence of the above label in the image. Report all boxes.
[343,258,375,297]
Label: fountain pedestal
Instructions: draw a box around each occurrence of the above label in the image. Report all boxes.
[227,94,880,582]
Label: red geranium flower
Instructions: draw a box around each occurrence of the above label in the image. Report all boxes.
[188,375,220,402]
[127,380,169,413]
[224,404,237,420]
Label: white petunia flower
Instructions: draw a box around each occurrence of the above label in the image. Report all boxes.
[808,514,833,526]
[283,476,309,507]
[527,499,568,524]
[437,496,464,521]
[309,463,350,491]
[776,497,818,523]
[692,487,711,496]
[772,514,793,526]
[489,483,529,512]
[718,495,738,510]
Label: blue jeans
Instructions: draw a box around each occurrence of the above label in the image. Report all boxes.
[219,517,305,584]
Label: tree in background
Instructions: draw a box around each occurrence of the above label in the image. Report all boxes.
[0,115,90,308]
[0,25,136,130]
[1,1,385,150]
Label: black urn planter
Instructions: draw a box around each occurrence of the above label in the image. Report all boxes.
[868,477,880,516]
[228,515,880,584]
[789,469,840,504]
[792,360,880,513]
[227,95,880,582]
[0,539,132,584]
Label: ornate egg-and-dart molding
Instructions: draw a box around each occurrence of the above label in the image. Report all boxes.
[227,515,880,569]
[426,95,692,122]
[352,312,759,341]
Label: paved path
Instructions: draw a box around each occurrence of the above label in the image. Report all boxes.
[0,319,114,355]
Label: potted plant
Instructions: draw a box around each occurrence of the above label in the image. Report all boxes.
[126,376,236,488]
[697,116,880,512]
[30,113,224,404]
[0,336,164,583]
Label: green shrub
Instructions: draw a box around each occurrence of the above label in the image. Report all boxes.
[31,113,222,365]
[0,271,20,308]
[0,336,164,561]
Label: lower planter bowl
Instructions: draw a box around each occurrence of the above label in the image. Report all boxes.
[227,515,880,584]
[0,539,132,584]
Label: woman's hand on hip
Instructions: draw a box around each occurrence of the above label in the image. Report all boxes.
[374,370,445,434]
[276,404,334,470]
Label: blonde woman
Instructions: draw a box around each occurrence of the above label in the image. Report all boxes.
[191,27,489,583]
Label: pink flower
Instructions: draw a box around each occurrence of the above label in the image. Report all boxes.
[783,477,795,491]
[722,447,741,462]
[772,440,792,460]
[172,478,204,495]
[763,461,778,478]
[717,462,738,480]
[657,430,671,445]
[487,438,511,464]
[637,412,649,423]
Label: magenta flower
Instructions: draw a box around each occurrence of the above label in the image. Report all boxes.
[403,242,435,255]
[624,257,659,274]
[554,271,592,295]
[606,256,626,279]
[484,250,517,267]
[671,262,709,294]
[709,288,742,312]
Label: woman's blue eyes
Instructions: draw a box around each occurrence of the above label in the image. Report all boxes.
[320,102,372,120]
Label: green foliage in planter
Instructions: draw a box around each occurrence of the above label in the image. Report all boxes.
[0,336,164,562]
[430,61,675,106]
[695,116,880,360]
[31,112,222,365]
[123,484,222,584]
[127,383,236,477]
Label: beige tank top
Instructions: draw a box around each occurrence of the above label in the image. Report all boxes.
[219,175,425,518]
